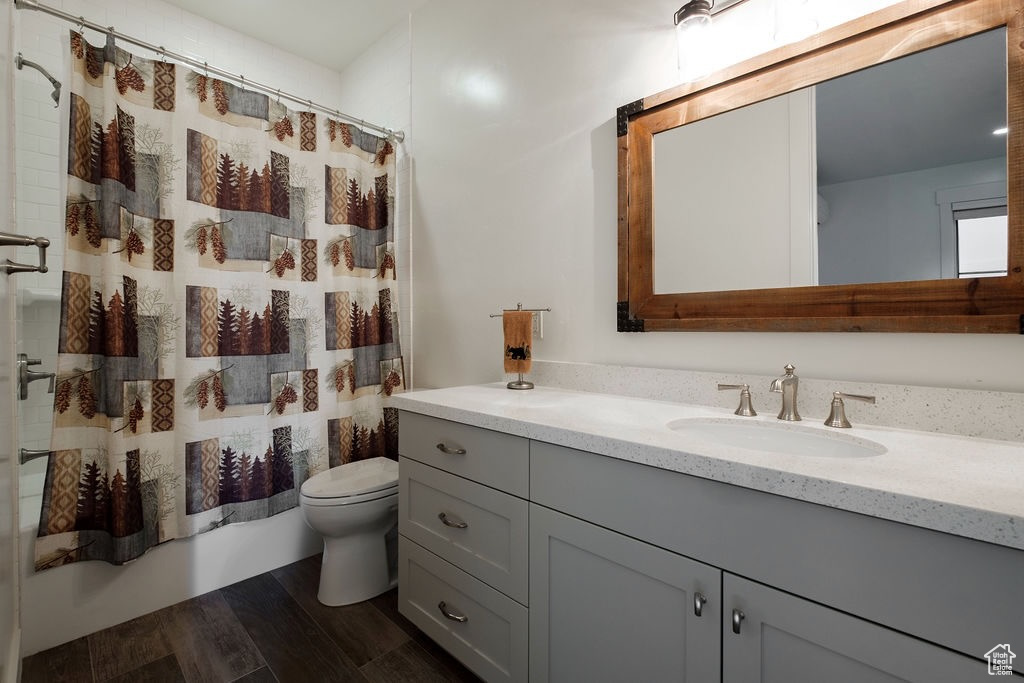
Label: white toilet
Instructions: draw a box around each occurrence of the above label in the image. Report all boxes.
[299,456,400,606]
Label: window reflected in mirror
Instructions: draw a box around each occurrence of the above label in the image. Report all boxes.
[956,206,1008,279]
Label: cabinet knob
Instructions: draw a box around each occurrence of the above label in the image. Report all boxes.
[732,608,745,634]
[436,442,467,455]
[438,512,468,529]
[438,601,468,623]
[693,592,707,617]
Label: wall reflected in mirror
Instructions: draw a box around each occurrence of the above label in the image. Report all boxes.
[653,27,1007,295]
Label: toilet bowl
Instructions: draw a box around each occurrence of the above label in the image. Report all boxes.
[299,456,399,606]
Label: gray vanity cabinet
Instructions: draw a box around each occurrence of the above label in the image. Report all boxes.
[397,412,530,682]
[397,410,1024,682]
[529,504,721,682]
[722,574,983,682]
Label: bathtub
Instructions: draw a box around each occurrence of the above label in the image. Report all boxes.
[18,461,321,655]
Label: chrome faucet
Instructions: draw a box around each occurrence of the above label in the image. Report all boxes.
[769,364,801,421]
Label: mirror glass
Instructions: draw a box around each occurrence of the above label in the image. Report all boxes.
[653,28,1007,294]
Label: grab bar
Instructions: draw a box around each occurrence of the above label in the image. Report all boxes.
[20,448,51,465]
[0,231,50,275]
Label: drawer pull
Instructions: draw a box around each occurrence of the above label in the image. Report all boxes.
[732,608,745,634]
[693,592,707,617]
[438,601,468,623]
[438,512,469,529]
[436,443,467,455]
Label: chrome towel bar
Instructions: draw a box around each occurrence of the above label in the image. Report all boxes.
[0,231,50,275]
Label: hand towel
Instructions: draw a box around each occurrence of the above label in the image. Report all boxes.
[503,311,532,374]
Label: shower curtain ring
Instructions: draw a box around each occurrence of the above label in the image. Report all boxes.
[203,61,208,76]
[307,99,312,112]
[77,16,85,34]
[159,46,166,63]
[276,89,281,104]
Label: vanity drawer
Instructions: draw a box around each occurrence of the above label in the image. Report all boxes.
[399,411,529,497]
[400,457,528,604]
[399,536,528,683]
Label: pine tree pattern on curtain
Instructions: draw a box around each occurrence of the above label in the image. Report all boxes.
[35,32,404,570]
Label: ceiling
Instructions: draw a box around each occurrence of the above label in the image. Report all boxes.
[816,28,1006,186]
[161,0,428,72]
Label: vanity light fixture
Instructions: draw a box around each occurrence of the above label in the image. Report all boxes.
[674,0,713,34]
[993,126,1008,135]
[673,0,748,82]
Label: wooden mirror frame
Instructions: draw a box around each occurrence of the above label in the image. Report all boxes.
[617,0,1023,333]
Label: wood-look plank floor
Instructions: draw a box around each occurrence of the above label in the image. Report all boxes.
[22,554,480,683]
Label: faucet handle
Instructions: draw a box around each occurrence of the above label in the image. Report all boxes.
[824,391,875,428]
[718,383,757,416]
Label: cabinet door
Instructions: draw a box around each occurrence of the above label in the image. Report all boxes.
[530,505,721,683]
[723,574,987,683]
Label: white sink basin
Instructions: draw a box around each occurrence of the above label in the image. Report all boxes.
[667,417,886,458]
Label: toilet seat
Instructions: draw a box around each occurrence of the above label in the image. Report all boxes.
[300,457,399,507]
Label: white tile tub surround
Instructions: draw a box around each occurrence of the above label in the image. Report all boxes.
[391,384,1024,551]
[529,360,1024,443]
[16,297,61,452]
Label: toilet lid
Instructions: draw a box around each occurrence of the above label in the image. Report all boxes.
[301,456,399,499]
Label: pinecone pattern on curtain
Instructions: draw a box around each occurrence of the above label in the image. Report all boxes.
[35,31,403,570]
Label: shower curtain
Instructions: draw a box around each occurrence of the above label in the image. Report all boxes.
[34,32,404,569]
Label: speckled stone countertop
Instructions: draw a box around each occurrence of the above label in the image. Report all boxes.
[391,383,1024,551]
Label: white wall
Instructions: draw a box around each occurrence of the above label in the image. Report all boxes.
[819,157,1006,285]
[405,0,1024,392]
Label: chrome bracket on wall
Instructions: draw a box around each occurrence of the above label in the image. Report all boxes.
[18,353,56,400]
[0,231,50,275]
[20,448,51,465]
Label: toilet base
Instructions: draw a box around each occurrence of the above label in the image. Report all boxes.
[317,529,396,606]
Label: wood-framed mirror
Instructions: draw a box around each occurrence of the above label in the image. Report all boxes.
[617,0,1023,333]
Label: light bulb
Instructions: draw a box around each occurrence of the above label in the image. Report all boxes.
[675,1,714,82]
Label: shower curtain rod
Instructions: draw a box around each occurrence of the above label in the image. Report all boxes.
[13,0,406,143]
